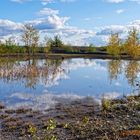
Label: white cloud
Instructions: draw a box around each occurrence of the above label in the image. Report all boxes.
[10,0,31,3]
[1,17,140,46]
[95,19,140,45]
[42,27,95,46]
[0,19,23,36]
[105,0,125,3]
[26,15,70,30]
[0,16,95,46]
[84,18,91,21]
[59,0,76,2]
[116,9,125,14]
[8,92,84,110]
[40,0,76,5]
[41,0,54,5]
[96,25,126,35]
[105,0,140,4]
[38,8,59,16]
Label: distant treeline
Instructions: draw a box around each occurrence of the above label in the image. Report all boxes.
[0,24,140,58]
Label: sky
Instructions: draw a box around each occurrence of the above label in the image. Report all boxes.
[0,0,140,46]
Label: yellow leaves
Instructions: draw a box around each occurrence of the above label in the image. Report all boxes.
[107,33,121,57]
[107,29,140,59]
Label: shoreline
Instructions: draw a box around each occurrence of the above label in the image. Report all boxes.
[0,53,139,60]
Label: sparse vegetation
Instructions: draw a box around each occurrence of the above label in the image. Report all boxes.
[101,98,111,111]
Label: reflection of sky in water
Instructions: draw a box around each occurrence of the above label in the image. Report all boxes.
[0,58,139,110]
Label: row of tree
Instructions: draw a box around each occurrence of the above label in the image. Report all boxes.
[0,24,65,55]
[0,24,140,57]
[107,28,140,58]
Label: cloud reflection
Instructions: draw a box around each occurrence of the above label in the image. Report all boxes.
[8,92,84,110]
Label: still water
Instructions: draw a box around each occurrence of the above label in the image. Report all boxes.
[0,58,139,110]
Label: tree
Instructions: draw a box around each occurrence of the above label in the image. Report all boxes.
[21,24,39,55]
[32,30,39,55]
[51,35,63,48]
[124,28,140,58]
[107,33,121,57]
[44,36,55,53]
[5,37,16,46]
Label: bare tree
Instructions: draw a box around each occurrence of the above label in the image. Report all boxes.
[21,24,39,55]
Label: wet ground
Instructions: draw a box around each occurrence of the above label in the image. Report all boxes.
[0,95,140,140]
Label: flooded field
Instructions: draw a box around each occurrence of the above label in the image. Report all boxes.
[0,58,139,110]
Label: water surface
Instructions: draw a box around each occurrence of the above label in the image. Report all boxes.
[0,58,139,110]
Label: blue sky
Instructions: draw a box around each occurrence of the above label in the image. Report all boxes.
[0,0,140,46]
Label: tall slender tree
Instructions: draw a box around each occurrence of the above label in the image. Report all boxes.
[21,24,39,55]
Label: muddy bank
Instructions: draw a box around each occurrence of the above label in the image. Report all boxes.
[0,95,139,140]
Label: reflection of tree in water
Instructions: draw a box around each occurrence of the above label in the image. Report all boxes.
[108,60,122,81]
[107,59,140,88]
[125,61,140,87]
[0,58,64,89]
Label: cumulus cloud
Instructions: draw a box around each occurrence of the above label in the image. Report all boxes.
[26,15,70,30]
[1,16,140,46]
[96,25,126,35]
[0,19,22,36]
[95,20,140,45]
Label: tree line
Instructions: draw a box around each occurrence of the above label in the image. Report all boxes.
[0,24,140,58]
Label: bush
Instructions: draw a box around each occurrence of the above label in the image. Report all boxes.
[124,28,140,58]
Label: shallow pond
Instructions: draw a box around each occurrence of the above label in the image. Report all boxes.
[0,58,139,110]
